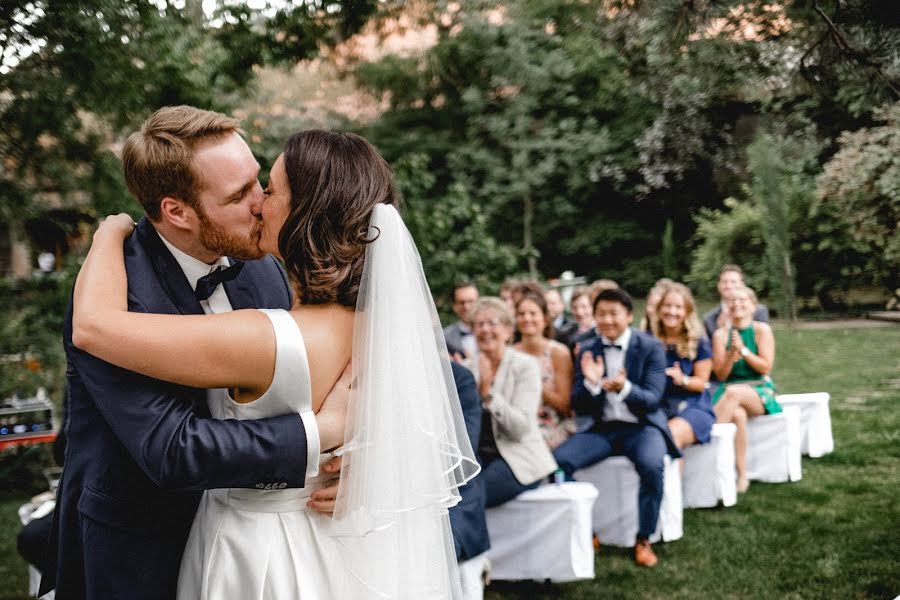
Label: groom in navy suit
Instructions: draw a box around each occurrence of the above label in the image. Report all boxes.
[43,106,347,600]
[553,287,680,568]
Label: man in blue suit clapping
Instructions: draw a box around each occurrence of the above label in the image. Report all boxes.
[553,287,680,568]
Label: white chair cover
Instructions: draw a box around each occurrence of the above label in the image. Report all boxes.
[746,405,803,483]
[777,393,834,457]
[485,482,598,582]
[574,455,682,547]
[682,423,737,508]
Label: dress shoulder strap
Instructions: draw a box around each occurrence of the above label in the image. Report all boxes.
[256,308,312,413]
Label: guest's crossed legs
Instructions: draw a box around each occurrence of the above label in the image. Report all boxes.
[713,383,765,487]
[554,424,667,539]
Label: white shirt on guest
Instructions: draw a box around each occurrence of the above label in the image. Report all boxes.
[157,232,320,479]
[584,327,637,424]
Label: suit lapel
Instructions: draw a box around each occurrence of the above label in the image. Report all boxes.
[624,329,640,380]
[134,218,205,316]
[223,258,257,310]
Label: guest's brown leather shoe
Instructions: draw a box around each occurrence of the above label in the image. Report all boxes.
[634,539,658,567]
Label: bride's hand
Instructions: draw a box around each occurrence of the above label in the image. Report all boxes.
[308,455,341,515]
[95,213,136,241]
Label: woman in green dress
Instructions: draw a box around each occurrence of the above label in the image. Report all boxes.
[711,285,781,493]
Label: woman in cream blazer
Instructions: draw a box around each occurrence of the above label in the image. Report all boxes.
[471,297,558,507]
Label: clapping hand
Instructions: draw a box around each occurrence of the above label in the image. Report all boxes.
[730,329,744,358]
[478,352,495,399]
[602,368,627,393]
[665,361,684,383]
[580,351,604,386]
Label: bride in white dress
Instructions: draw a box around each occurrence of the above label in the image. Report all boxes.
[72,130,479,599]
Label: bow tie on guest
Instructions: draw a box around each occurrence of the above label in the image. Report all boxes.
[195,261,244,301]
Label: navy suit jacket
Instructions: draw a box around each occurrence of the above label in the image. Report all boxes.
[43,218,307,600]
[571,328,680,458]
[447,363,490,562]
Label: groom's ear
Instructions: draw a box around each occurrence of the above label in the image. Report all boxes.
[158,196,197,231]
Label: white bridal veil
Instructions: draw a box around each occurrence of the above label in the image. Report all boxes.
[329,203,481,599]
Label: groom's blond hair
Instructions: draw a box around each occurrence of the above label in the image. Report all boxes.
[123,105,242,221]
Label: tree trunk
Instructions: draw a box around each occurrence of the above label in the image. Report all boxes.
[523,188,536,278]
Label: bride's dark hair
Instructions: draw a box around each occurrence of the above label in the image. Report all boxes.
[278,130,400,307]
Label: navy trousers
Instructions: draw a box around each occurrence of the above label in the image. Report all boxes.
[481,457,540,508]
[554,422,667,540]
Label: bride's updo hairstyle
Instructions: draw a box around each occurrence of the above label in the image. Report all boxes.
[278,130,400,307]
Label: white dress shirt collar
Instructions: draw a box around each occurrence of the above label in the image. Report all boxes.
[600,327,632,352]
[156,231,230,290]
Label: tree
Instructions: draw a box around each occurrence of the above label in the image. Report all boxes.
[815,102,900,294]
[0,0,384,228]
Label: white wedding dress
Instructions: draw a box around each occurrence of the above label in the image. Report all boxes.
[177,308,347,600]
[177,205,478,599]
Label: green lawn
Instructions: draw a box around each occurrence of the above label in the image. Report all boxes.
[1,324,898,599]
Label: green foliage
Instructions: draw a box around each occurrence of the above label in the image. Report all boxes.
[0,259,79,403]
[687,198,767,298]
[393,153,519,314]
[815,102,900,290]
[747,133,805,321]
[0,0,383,225]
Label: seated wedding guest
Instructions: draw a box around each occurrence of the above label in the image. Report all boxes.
[472,297,558,508]
[444,281,480,359]
[711,285,780,493]
[545,288,577,344]
[639,278,674,333]
[703,265,769,339]
[553,288,679,567]
[448,362,490,600]
[570,279,621,350]
[649,283,715,450]
[513,290,575,449]
[569,286,596,342]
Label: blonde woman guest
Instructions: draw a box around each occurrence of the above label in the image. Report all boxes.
[649,283,715,449]
[513,290,575,449]
[473,297,558,507]
[711,286,781,493]
[639,278,674,333]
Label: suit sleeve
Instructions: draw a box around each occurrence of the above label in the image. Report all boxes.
[571,345,597,415]
[487,357,540,442]
[622,340,667,413]
[65,302,309,492]
[452,364,481,453]
[703,308,718,339]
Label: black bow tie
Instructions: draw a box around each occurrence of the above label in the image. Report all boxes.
[195,261,244,301]
[601,342,622,352]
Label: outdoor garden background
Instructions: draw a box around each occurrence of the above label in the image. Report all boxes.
[1,1,898,598]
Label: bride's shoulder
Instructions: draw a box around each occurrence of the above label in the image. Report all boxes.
[289,305,354,350]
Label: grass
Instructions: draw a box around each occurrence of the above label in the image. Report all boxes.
[1,324,898,599]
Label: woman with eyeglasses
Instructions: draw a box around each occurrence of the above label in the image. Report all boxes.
[471,297,558,507]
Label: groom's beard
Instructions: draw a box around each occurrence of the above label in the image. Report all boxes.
[196,209,264,261]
